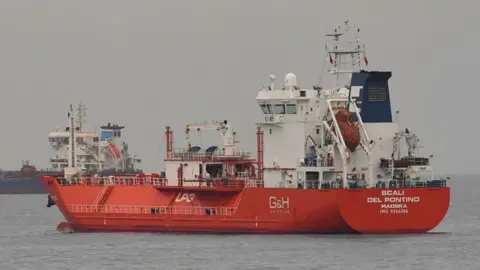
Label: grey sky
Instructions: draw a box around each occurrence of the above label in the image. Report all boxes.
[0,1,477,175]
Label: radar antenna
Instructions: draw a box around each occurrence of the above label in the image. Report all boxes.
[319,20,369,90]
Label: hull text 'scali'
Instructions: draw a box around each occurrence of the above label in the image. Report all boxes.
[40,21,450,234]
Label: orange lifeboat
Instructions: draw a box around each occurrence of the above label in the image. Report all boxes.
[334,110,360,152]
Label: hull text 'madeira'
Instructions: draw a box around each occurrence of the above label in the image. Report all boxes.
[40,21,450,234]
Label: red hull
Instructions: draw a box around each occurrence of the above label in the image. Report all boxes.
[40,176,450,234]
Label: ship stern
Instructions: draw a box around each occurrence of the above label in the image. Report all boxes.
[337,187,450,234]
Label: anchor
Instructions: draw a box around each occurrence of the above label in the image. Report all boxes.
[46,195,56,207]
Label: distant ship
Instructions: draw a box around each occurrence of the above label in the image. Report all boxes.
[0,103,143,194]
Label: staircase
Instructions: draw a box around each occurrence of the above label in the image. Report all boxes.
[93,185,113,211]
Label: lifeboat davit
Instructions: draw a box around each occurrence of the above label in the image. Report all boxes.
[334,110,360,152]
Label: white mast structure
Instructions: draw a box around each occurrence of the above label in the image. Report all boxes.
[322,21,373,187]
[319,20,367,91]
[64,104,82,180]
[75,101,87,132]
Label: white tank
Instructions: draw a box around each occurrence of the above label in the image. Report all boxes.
[284,73,297,89]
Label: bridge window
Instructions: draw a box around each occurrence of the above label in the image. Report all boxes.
[260,104,272,114]
[100,131,113,141]
[274,104,285,114]
[49,136,69,143]
[286,104,297,114]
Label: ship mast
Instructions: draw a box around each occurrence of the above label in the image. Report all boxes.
[323,20,368,90]
[64,103,84,179]
[67,104,76,168]
[76,101,86,132]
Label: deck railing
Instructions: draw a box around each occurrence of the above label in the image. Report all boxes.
[178,178,264,188]
[68,204,236,216]
[166,148,252,161]
[51,176,447,189]
[276,179,448,189]
[55,176,167,187]
[53,176,264,189]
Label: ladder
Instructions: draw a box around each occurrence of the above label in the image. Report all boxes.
[93,185,113,211]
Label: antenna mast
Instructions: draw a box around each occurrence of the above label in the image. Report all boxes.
[323,20,368,90]
[67,104,76,168]
[76,102,86,132]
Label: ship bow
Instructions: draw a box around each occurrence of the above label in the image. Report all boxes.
[38,175,56,194]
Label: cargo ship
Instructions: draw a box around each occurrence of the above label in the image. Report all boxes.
[0,160,54,194]
[0,103,143,194]
[40,21,450,234]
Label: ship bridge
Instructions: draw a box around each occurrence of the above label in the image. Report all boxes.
[255,73,332,187]
[256,73,325,126]
[100,122,124,141]
[252,21,385,189]
[253,21,436,190]
[48,130,100,171]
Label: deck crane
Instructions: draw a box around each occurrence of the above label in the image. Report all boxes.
[185,120,239,156]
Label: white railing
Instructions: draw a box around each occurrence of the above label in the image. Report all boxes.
[244,179,262,188]
[166,149,252,160]
[236,171,249,180]
[52,175,265,189]
[55,176,167,187]
[179,178,264,189]
[68,204,236,216]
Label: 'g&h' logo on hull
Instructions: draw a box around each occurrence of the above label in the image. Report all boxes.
[269,196,290,214]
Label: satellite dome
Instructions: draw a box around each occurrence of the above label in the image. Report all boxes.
[284,73,297,89]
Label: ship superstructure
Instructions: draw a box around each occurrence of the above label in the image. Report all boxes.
[255,21,435,190]
[48,103,140,173]
[40,21,450,234]
[0,103,142,194]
